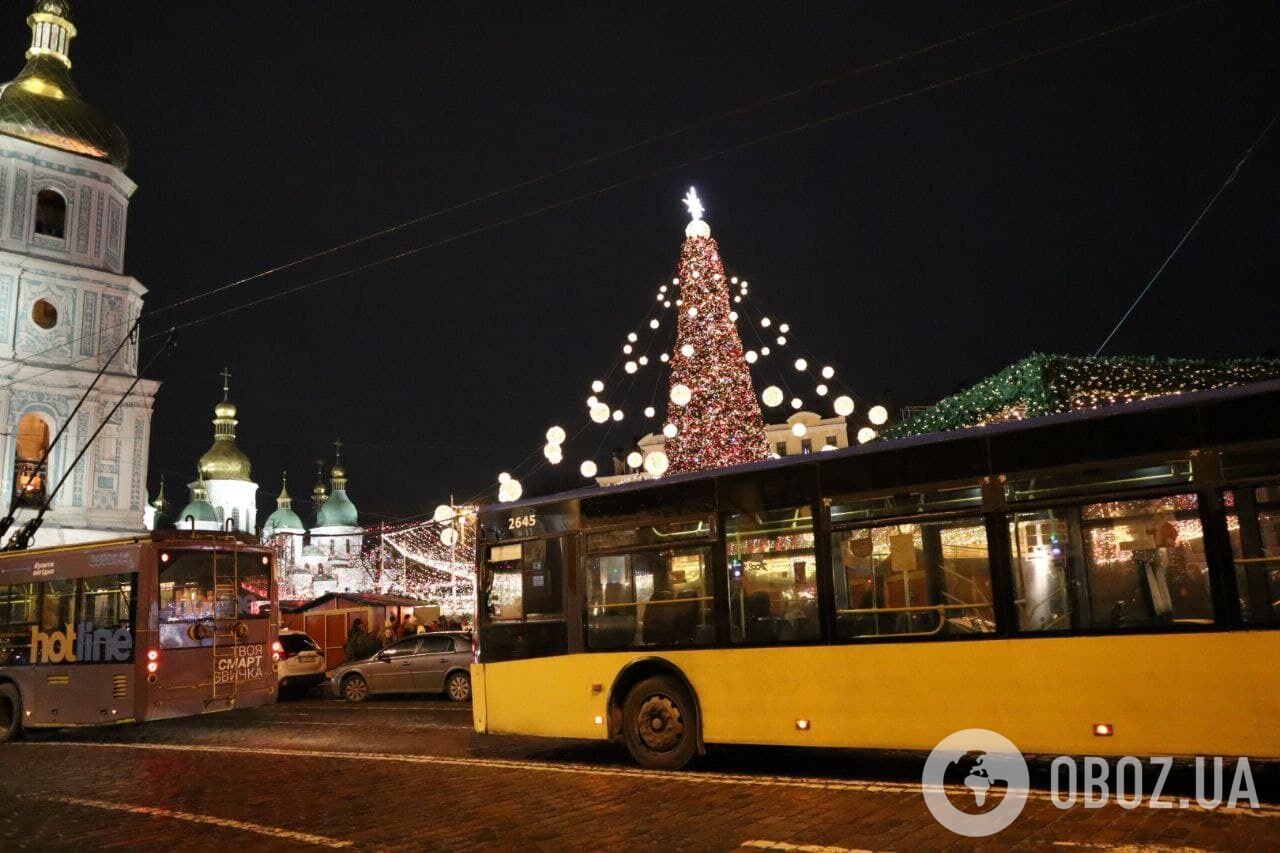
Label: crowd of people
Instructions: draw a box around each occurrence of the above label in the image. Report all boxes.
[342,612,472,660]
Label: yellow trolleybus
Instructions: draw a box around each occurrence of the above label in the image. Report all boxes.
[0,531,278,741]
[471,382,1280,768]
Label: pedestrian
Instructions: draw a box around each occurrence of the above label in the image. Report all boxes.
[381,625,395,647]
[400,615,416,638]
[416,622,427,635]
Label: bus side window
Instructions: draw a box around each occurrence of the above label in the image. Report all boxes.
[1080,494,1212,628]
[726,507,819,644]
[830,517,996,640]
[0,583,38,665]
[1225,485,1280,625]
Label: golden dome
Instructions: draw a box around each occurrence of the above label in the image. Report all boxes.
[0,2,130,168]
[214,400,237,419]
[199,439,252,482]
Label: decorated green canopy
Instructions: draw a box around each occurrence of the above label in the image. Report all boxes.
[883,353,1280,439]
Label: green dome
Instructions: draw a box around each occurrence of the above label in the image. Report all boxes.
[264,506,305,534]
[315,489,358,528]
[177,497,218,525]
[0,4,129,168]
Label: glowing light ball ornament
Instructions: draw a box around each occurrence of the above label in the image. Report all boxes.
[498,472,511,485]
[868,405,889,426]
[580,460,598,478]
[822,366,835,379]
[792,422,808,437]
[625,361,637,374]
[644,406,656,418]
[590,403,611,423]
[745,350,758,364]
[650,319,660,329]
[791,397,803,410]
[543,443,562,462]
[794,358,808,372]
[440,528,458,547]
[433,504,454,523]
[591,380,604,393]
[612,409,624,422]
[626,451,643,469]
[834,395,855,417]
[762,386,784,408]
[670,384,692,406]
[857,427,877,444]
[680,344,695,358]
[816,384,829,396]
[663,423,678,439]
[545,426,566,445]
[644,451,670,476]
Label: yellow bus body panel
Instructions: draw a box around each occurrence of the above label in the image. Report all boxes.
[474,631,1280,758]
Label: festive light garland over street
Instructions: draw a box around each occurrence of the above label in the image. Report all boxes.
[884,353,1280,438]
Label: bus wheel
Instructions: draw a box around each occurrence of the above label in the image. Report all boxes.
[445,671,471,703]
[342,674,369,703]
[0,683,23,743]
[622,675,697,770]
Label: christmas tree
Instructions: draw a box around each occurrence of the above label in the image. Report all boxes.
[665,189,770,473]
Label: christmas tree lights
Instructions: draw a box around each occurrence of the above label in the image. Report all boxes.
[665,190,770,473]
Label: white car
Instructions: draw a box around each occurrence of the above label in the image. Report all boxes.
[275,629,326,699]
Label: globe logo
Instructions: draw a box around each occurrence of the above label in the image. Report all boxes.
[922,728,1030,837]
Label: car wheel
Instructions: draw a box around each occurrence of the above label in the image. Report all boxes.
[0,682,23,743]
[445,671,471,703]
[341,674,369,703]
[622,675,698,770]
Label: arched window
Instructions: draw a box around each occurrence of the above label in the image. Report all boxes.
[34,189,66,239]
[14,413,50,508]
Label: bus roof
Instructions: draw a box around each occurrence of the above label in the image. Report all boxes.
[482,377,1280,514]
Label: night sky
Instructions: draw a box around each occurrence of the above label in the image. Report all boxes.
[12,1,1277,524]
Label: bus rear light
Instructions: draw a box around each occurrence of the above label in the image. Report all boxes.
[796,719,811,732]
[146,661,158,674]
[146,649,159,662]
[271,640,283,662]
[261,556,270,566]
[160,552,170,563]
[1093,723,1114,737]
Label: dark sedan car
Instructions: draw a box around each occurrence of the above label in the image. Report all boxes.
[326,632,472,702]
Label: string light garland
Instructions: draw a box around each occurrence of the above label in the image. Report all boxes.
[883,353,1280,439]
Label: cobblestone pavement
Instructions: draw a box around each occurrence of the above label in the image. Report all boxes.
[1,695,1277,851]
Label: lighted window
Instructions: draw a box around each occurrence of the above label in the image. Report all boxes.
[34,189,66,239]
[831,517,995,639]
[13,412,50,508]
[1008,509,1076,631]
[1225,485,1280,625]
[1080,494,1211,627]
[584,546,713,649]
[727,507,819,643]
[31,298,57,330]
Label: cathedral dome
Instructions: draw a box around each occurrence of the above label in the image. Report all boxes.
[315,491,358,528]
[200,378,252,481]
[0,2,129,168]
[263,473,304,534]
[178,496,218,525]
[199,438,252,481]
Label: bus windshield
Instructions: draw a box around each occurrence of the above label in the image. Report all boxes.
[158,550,270,649]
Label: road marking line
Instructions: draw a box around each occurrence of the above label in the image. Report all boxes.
[19,741,1280,819]
[741,842,880,853]
[263,720,471,731]
[39,794,353,848]
[283,704,472,712]
[1052,843,1209,852]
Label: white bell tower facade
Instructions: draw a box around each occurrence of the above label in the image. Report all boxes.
[0,2,157,546]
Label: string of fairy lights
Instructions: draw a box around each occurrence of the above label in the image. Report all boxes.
[494,188,890,502]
